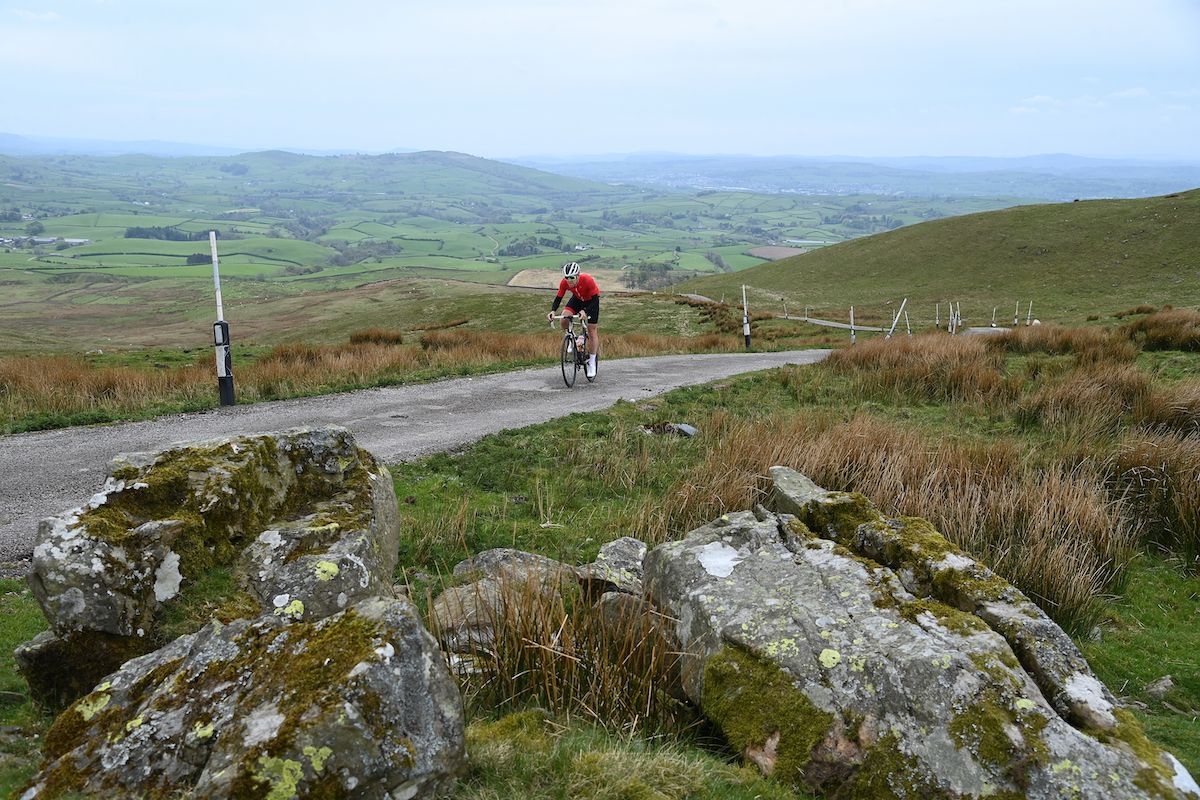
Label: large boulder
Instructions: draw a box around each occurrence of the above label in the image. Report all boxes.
[19,426,399,708]
[643,468,1200,800]
[20,597,465,799]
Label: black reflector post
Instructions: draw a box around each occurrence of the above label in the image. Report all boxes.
[213,320,235,406]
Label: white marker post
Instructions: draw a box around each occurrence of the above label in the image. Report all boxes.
[741,284,751,350]
[886,298,907,339]
[210,231,235,406]
[936,303,941,330]
[1014,301,1020,326]
[1026,301,1033,327]
[904,309,911,336]
[992,307,997,327]
[850,306,856,345]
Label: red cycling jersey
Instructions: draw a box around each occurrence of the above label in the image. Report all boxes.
[556,273,600,302]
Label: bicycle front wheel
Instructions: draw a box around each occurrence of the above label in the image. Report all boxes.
[561,334,577,387]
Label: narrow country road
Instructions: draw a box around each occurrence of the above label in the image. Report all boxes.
[0,349,829,563]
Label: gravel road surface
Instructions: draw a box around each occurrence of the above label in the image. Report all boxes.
[0,349,829,564]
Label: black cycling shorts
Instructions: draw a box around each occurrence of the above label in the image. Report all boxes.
[566,295,600,324]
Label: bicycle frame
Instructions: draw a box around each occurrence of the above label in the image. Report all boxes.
[551,312,593,387]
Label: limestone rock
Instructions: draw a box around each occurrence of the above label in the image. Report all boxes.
[767,465,1117,732]
[20,597,465,800]
[452,547,578,585]
[579,536,647,598]
[20,426,399,708]
[643,471,1200,799]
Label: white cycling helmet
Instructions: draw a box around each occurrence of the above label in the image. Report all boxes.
[562,261,581,279]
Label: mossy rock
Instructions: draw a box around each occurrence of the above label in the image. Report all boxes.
[21,426,399,710]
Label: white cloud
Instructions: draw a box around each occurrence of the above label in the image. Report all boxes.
[9,8,62,21]
[1110,87,1151,99]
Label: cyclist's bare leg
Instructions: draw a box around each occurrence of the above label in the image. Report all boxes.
[587,323,599,357]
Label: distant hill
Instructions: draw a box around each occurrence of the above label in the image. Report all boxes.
[0,149,625,215]
[513,153,1200,202]
[676,189,1200,325]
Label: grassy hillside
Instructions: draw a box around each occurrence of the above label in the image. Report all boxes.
[677,189,1200,326]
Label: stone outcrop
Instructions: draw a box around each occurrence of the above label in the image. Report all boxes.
[19,426,399,708]
[578,536,647,598]
[21,597,465,800]
[18,427,466,799]
[643,467,1200,800]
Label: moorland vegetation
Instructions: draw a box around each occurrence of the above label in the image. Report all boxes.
[2,155,1199,797]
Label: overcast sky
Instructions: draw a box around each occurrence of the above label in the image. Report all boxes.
[3,0,1198,160]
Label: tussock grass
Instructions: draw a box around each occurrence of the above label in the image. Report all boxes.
[825,334,1016,404]
[989,323,1139,363]
[1120,307,1200,352]
[1016,364,1151,437]
[1113,304,1158,319]
[347,327,405,344]
[1113,432,1200,568]
[1136,379,1200,434]
[427,575,693,736]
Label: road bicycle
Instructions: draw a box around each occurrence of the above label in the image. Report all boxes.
[550,313,596,387]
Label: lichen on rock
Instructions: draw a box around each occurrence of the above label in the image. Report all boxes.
[20,597,466,800]
[641,469,1200,799]
[19,426,400,709]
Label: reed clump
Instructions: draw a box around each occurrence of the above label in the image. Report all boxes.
[1112,431,1200,569]
[426,574,694,736]
[825,334,1016,404]
[988,323,1138,364]
[348,327,405,345]
[1120,307,1200,351]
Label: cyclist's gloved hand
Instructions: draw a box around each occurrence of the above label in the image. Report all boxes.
[546,312,554,321]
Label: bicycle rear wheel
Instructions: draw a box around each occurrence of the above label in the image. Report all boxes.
[560,334,577,387]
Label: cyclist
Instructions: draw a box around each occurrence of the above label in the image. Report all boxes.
[547,261,600,378]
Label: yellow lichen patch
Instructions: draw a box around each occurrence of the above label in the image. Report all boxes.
[313,560,340,581]
[1014,699,1037,712]
[303,745,333,773]
[124,715,144,733]
[819,649,841,668]
[275,599,305,619]
[193,721,215,740]
[254,755,305,800]
[76,692,111,721]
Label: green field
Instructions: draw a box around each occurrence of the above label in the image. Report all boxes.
[1,150,1030,312]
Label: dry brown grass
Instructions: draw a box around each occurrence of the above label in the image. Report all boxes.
[1136,380,1200,434]
[988,323,1138,363]
[1016,364,1152,437]
[1120,307,1200,351]
[1113,431,1200,568]
[0,330,738,431]
[633,408,1135,635]
[348,327,405,345]
[826,334,1017,404]
[426,576,693,735]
